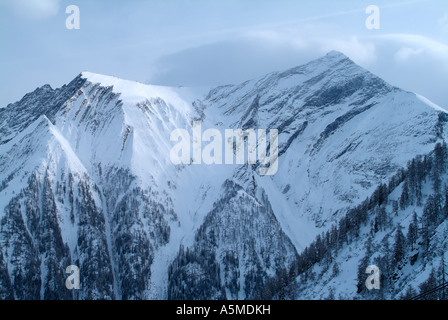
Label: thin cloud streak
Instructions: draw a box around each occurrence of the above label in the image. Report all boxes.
[1,0,60,20]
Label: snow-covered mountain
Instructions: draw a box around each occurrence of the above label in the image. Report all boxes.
[0,51,446,300]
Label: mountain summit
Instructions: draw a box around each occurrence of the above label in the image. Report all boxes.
[0,52,446,300]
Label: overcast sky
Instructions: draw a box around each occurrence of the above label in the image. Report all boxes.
[0,0,447,107]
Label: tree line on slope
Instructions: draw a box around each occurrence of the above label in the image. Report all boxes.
[258,141,448,300]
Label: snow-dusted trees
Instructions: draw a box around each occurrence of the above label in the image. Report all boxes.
[432,142,446,192]
[422,194,443,250]
[374,206,388,232]
[399,181,410,210]
[168,245,224,300]
[407,212,418,251]
[255,142,448,300]
[0,250,13,300]
[398,143,447,210]
[168,180,297,300]
[392,225,406,266]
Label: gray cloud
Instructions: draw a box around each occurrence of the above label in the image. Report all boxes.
[149,37,318,87]
[149,32,448,107]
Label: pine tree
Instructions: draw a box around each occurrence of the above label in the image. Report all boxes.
[326,287,335,300]
[329,224,338,252]
[356,255,369,294]
[443,185,448,219]
[392,225,406,266]
[400,181,410,210]
[315,234,325,262]
[434,193,443,225]
[432,143,444,193]
[331,262,340,277]
[374,206,387,232]
[415,155,425,206]
[378,183,388,207]
[338,218,348,247]
[392,200,399,216]
[408,159,417,203]
[376,237,391,290]
[423,194,443,236]
[407,212,418,251]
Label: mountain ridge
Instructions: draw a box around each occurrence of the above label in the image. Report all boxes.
[0,51,447,300]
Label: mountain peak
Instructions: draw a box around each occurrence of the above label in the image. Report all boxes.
[324,50,349,60]
[39,84,54,91]
[81,71,122,86]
